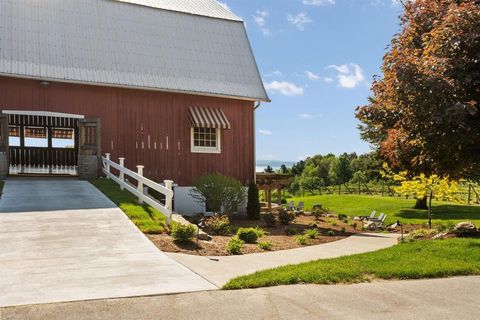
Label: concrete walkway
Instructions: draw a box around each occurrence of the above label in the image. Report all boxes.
[3,276,478,320]
[0,178,216,307]
[169,233,400,287]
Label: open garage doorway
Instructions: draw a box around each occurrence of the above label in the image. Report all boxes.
[3,110,83,176]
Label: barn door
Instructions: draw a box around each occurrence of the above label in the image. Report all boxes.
[0,115,9,178]
[77,118,101,179]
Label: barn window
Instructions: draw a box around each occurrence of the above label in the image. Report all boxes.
[191,127,221,153]
[188,106,230,154]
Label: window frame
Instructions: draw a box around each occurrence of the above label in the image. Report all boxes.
[190,127,221,154]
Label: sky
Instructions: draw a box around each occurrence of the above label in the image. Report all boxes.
[220,0,404,162]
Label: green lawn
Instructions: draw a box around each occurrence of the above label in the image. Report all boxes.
[224,238,480,289]
[90,178,167,234]
[288,194,480,225]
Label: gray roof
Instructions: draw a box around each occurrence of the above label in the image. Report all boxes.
[0,0,269,102]
[115,0,242,21]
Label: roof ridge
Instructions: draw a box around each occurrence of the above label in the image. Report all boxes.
[114,0,243,21]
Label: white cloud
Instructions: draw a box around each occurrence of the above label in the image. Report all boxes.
[264,70,283,77]
[259,129,272,136]
[302,0,335,5]
[305,71,320,80]
[264,81,304,96]
[253,9,271,36]
[262,154,277,160]
[298,113,323,119]
[298,154,312,161]
[287,12,313,31]
[327,63,365,88]
[323,77,334,83]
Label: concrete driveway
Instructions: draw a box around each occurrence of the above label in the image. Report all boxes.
[2,276,479,320]
[0,178,216,307]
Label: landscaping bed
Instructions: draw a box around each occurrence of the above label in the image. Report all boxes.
[148,213,360,256]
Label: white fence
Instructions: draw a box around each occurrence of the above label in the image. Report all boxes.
[101,154,174,223]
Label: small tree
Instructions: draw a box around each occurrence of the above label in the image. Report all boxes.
[264,165,274,173]
[190,174,246,214]
[382,165,460,228]
[246,182,260,220]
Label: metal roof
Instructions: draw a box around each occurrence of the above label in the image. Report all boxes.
[0,0,269,102]
[115,0,242,21]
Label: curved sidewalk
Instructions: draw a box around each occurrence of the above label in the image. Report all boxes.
[168,233,400,287]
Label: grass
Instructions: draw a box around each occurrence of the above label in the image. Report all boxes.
[288,194,480,225]
[90,178,167,234]
[224,238,480,289]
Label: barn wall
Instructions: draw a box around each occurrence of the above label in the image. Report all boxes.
[0,76,255,186]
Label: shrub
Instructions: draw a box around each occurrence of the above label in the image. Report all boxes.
[341,227,346,233]
[304,228,319,239]
[338,213,348,220]
[262,212,277,227]
[190,174,246,214]
[226,237,244,255]
[331,221,338,227]
[204,215,231,235]
[285,227,299,236]
[171,223,196,243]
[295,234,308,245]
[236,227,259,243]
[246,183,261,220]
[327,230,335,237]
[258,241,272,251]
[309,222,318,228]
[253,226,268,238]
[351,222,358,230]
[278,208,295,225]
[311,206,330,219]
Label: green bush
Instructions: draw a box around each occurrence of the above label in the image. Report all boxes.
[327,230,335,237]
[190,174,246,214]
[311,206,330,219]
[338,213,348,220]
[278,208,295,225]
[226,237,244,255]
[247,183,261,220]
[236,227,259,243]
[262,212,277,227]
[341,227,346,233]
[253,226,268,238]
[304,228,319,239]
[285,227,299,236]
[171,223,196,243]
[295,234,308,245]
[258,241,272,251]
[204,215,231,235]
[351,222,358,230]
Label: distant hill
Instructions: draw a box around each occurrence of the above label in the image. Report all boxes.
[256,160,295,172]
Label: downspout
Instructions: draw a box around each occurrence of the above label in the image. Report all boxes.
[253,101,261,184]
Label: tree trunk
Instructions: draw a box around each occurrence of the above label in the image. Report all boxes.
[414,197,428,210]
[428,191,433,229]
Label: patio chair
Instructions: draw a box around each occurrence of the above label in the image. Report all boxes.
[367,214,387,230]
[287,201,295,210]
[370,212,385,222]
[295,201,305,214]
[359,210,376,221]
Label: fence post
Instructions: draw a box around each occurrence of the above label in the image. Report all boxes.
[105,153,111,178]
[137,165,144,204]
[118,157,125,190]
[164,180,174,211]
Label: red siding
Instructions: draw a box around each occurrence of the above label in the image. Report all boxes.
[0,76,255,186]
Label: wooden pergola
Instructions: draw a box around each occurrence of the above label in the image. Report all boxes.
[256,173,293,211]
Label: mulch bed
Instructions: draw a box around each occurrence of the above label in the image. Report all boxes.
[148,214,366,256]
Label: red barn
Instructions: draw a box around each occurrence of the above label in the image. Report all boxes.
[0,0,269,214]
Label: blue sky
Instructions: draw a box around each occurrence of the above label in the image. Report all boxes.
[221,0,403,162]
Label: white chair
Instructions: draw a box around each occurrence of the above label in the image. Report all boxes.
[287,201,295,210]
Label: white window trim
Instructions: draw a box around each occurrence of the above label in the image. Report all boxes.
[191,127,221,154]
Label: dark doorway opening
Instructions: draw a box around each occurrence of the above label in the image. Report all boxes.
[6,112,81,176]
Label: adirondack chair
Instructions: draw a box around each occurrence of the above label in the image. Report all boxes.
[287,201,295,210]
[295,201,305,214]
[367,214,387,230]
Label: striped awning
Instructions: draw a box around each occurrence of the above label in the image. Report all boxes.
[188,107,231,129]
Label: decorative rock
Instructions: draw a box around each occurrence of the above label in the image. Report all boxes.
[453,222,477,235]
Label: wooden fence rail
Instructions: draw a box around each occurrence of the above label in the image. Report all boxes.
[101,153,174,223]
